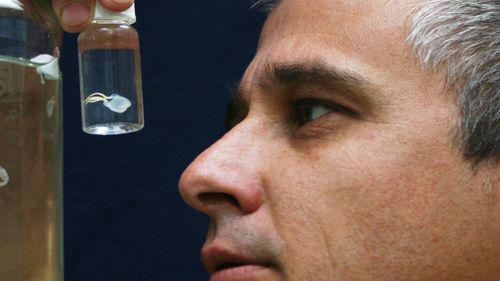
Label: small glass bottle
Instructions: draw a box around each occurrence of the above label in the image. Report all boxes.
[78,1,144,135]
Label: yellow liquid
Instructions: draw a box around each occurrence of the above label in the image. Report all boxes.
[0,60,63,281]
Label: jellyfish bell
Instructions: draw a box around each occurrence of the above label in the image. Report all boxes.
[103,94,132,113]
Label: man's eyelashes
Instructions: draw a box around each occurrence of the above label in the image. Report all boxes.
[225,94,356,132]
[292,99,355,126]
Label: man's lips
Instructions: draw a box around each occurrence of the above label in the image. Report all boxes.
[201,243,275,278]
[209,264,272,281]
[200,218,283,280]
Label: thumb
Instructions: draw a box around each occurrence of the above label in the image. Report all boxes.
[52,0,95,33]
[52,0,134,33]
[98,0,134,12]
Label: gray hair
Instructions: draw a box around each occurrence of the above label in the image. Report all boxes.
[252,0,499,163]
[251,0,280,12]
[408,0,499,163]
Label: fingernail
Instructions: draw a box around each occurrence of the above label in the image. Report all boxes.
[61,3,90,27]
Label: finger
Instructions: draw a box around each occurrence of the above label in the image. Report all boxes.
[52,0,95,33]
[99,0,134,12]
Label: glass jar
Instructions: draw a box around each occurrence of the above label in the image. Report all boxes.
[0,1,64,280]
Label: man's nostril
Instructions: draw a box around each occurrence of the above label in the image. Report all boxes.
[198,192,241,210]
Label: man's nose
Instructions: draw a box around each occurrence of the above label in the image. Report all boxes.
[178,122,265,216]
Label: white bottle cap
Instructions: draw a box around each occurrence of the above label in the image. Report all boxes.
[94,1,136,25]
[0,0,23,10]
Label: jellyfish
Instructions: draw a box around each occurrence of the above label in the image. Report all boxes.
[31,54,60,83]
[30,54,55,64]
[46,96,56,117]
[84,92,132,113]
[0,165,9,187]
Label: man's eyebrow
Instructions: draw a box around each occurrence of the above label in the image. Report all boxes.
[226,61,377,129]
[256,61,376,96]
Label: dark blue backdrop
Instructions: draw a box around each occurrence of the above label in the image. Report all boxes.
[61,2,266,280]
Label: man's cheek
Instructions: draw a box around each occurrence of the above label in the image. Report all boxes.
[315,136,447,222]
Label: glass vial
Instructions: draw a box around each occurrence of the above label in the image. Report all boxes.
[78,2,144,135]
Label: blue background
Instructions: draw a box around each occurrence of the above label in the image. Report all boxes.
[61,1,266,280]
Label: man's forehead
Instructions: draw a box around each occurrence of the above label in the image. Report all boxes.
[246,0,426,87]
[239,0,439,106]
[258,0,421,47]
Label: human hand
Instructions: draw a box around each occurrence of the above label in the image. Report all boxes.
[52,0,134,33]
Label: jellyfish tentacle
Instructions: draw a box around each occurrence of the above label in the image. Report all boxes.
[84,92,113,105]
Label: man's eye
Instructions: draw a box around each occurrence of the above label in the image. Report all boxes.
[309,104,331,120]
[294,100,347,125]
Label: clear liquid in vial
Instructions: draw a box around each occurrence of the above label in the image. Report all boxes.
[78,21,144,135]
[80,48,142,134]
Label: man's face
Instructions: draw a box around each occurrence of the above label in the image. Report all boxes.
[179,0,499,280]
